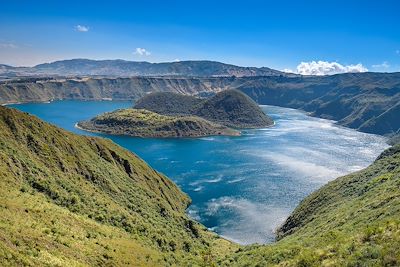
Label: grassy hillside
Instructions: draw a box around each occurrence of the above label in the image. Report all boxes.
[78,108,239,138]
[1,104,400,266]
[0,106,236,266]
[220,144,400,266]
[134,90,274,129]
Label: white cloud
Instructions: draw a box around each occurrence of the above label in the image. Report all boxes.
[293,61,368,75]
[75,25,89,32]
[372,61,390,69]
[0,43,17,49]
[174,58,180,62]
[134,47,151,56]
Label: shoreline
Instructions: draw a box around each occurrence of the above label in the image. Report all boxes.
[75,122,242,139]
[6,99,389,145]
[5,98,389,139]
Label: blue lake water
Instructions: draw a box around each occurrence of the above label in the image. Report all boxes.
[9,100,389,244]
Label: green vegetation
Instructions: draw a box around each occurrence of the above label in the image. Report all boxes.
[194,89,274,128]
[0,106,237,266]
[220,144,400,266]
[134,92,204,116]
[134,89,274,129]
[1,105,400,266]
[78,108,239,137]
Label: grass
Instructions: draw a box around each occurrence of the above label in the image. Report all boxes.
[0,106,237,266]
[78,108,239,137]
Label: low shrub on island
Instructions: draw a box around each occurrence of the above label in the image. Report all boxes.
[78,108,239,138]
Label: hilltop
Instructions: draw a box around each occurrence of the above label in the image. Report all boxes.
[135,89,274,129]
[195,89,274,128]
[133,92,204,115]
[77,108,239,138]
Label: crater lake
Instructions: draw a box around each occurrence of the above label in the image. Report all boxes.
[10,100,389,244]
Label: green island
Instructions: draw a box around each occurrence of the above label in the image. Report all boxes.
[78,89,273,138]
[1,105,399,266]
[77,108,239,138]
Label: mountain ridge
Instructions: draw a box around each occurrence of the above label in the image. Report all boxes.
[1,59,288,77]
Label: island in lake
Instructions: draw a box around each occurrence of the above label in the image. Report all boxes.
[78,89,273,137]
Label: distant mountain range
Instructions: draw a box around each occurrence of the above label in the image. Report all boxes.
[0,59,290,77]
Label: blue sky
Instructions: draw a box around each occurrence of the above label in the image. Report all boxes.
[0,0,399,73]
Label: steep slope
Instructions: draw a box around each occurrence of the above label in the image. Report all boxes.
[239,72,400,135]
[194,89,274,128]
[389,132,400,145]
[0,76,228,104]
[221,144,400,266]
[4,59,286,77]
[358,102,400,135]
[0,106,236,266]
[78,108,239,137]
[134,90,274,128]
